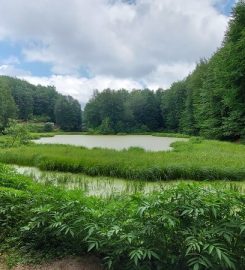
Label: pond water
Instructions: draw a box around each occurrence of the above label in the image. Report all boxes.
[34,135,187,151]
[13,165,171,196]
[13,165,245,197]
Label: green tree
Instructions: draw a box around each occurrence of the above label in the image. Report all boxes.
[11,80,34,120]
[128,89,162,131]
[0,81,16,131]
[33,85,58,121]
[55,96,82,131]
[161,81,187,132]
[180,60,208,135]
[99,117,114,134]
[3,120,30,147]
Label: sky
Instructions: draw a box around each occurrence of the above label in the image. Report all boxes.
[0,0,238,105]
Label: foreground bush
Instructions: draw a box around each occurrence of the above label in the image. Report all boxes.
[0,164,244,269]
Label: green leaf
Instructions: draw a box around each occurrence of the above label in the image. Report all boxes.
[193,263,199,270]
[208,245,215,254]
[216,247,222,260]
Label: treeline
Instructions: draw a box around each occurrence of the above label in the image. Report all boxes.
[0,76,82,131]
[84,1,245,140]
[84,89,163,133]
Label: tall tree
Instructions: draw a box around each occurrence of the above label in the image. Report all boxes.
[55,96,82,131]
[161,82,187,132]
[33,85,58,121]
[0,81,16,131]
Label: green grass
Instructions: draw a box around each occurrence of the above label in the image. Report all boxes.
[0,163,244,269]
[31,130,191,138]
[0,138,245,181]
[0,134,9,146]
[151,132,190,138]
[85,130,191,138]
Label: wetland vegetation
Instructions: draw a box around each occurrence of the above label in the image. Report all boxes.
[0,138,244,181]
[13,165,245,197]
[0,164,244,270]
[0,2,245,269]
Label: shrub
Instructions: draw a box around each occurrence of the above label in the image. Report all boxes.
[0,165,244,269]
[43,122,55,132]
[3,120,31,147]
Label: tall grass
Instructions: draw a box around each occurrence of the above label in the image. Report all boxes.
[0,139,245,181]
[0,164,244,269]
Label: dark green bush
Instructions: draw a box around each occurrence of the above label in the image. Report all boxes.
[43,122,55,132]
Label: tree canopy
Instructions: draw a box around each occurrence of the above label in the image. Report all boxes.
[0,76,82,132]
[84,1,245,140]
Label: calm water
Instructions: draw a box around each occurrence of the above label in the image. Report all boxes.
[13,165,245,197]
[34,135,187,151]
[13,165,170,197]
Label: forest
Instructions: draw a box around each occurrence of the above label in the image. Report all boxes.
[0,76,82,131]
[84,2,245,140]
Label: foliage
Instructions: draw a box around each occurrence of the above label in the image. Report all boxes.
[83,2,245,140]
[43,122,55,132]
[0,164,244,269]
[0,80,16,131]
[55,96,82,131]
[0,76,82,132]
[84,89,163,133]
[0,139,244,181]
[99,117,115,134]
[3,120,31,147]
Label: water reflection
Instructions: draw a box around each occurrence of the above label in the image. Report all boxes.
[13,165,172,197]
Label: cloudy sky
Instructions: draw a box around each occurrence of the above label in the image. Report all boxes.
[0,0,237,104]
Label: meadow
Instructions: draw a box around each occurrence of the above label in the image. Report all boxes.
[0,163,244,270]
[0,138,244,181]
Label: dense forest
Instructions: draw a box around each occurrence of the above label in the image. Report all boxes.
[0,76,82,131]
[84,2,245,140]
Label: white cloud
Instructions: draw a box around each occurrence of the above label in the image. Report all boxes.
[0,64,30,77]
[0,0,230,102]
[21,75,143,106]
[143,62,196,89]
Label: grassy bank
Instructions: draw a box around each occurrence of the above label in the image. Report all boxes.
[0,139,245,181]
[29,131,191,141]
[0,164,244,269]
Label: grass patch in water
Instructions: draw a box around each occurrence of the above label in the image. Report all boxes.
[0,138,245,181]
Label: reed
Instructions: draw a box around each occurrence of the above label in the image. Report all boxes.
[0,139,244,181]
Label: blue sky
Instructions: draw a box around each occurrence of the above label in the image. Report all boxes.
[0,0,238,103]
[216,0,237,14]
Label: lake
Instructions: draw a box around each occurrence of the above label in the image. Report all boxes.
[34,135,187,151]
